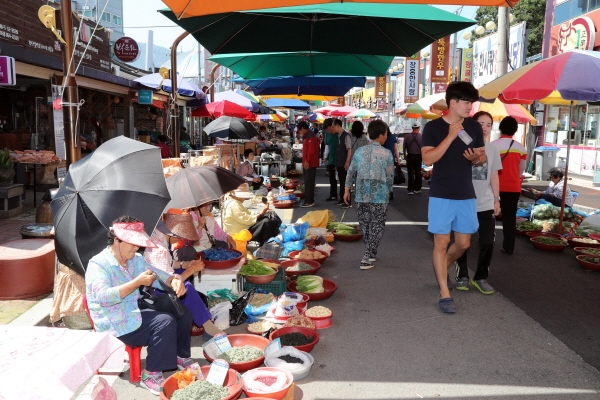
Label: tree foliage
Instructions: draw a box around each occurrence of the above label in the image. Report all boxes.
[467,0,546,58]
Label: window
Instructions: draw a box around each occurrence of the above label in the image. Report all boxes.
[102,12,111,22]
[113,15,121,25]
[554,0,589,25]
[83,10,95,18]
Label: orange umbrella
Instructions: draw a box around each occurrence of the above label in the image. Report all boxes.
[164,0,518,19]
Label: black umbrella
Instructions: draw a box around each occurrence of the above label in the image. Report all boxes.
[164,165,246,210]
[51,136,171,275]
[203,116,259,140]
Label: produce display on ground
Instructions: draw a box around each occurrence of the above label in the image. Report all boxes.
[220,345,263,363]
[581,256,600,264]
[533,237,568,245]
[305,306,332,318]
[293,250,325,260]
[283,315,315,330]
[247,321,275,334]
[202,248,241,261]
[279,332,314,346]
[239,260,277,276]
[248,292,275,307]
[327,221,361,235]
[170,379,229,400]
[295,276,324,293]
[516,221,542,231]
[570,237,599,244]
[577,248,600,256]
[285,262,314,272]
[279,355,303,364]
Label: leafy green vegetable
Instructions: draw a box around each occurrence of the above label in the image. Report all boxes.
[534,237,567,246]
[517,221,541,231]
[239,260,276,276]
[579,248,600,256]
[296,276,324,293]
[581,256,600,264]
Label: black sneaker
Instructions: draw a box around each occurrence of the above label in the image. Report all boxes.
[334,200,345,205]
[325,197,337,201]
[340,203,352,209]
[300,202,314,208]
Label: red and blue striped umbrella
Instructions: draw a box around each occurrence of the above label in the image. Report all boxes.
[479,50,600,104]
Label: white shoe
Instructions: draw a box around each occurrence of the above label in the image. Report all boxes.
[407,191,414,195]
[414,190,421,193]
[369,257,376,262]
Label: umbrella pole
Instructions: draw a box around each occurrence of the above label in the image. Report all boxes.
[558,101,573,235]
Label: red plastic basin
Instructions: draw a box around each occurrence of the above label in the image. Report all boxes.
[203,334,270,372]
[160,366,243,400]
[269,326,320,353]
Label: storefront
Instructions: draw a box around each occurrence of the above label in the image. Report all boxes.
[539,5,600,175]
[0,0,139,156]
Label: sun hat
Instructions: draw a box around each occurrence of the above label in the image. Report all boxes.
[230,190,254,199]
[111,222,156,248]
[162,209,200,241]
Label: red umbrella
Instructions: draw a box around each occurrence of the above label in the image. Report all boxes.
[313,104,343,115]
[191,100,254,119]
[328,105,358,117]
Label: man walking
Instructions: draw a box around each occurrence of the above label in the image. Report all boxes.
[298,121,319,207]
[383,127,400,200]
[421,81,486,314]
[403,122,423,195]
[333,119,352,208]
[344,120,394,270]
[323,118,338,201]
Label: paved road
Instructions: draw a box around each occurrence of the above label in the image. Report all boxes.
[83,169,600,399]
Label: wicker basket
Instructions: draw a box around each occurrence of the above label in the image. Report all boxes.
[63,312,93,330]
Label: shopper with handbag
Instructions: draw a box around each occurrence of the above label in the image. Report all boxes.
[85,216,195,395]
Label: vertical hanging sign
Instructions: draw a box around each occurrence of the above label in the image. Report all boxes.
[51,83,67,178]
[460,49,473,83]
[375,76,387,99]
[430,36,450,83]
[404,52,420,103]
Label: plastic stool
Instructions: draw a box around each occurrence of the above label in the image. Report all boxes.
[82,293,143,383]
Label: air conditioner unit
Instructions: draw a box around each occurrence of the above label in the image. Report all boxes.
[111,64,120,76]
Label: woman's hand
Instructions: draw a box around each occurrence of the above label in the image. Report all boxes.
[226,235,236,249]
[170,278,187,297]
[136,270,156,287]
[187,260,205,274]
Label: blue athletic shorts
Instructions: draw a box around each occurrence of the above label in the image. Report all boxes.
[428,197,479,235]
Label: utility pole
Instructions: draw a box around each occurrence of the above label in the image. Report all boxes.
[170,30,189,158]
[497,7,509,77]
[60,0,81,167]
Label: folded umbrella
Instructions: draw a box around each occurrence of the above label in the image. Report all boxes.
[50,136,171,275]
[164,166,246,211]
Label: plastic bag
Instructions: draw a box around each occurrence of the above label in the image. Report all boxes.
[210,302,232,330]
[244,290,276,323]
[282,239,306,257]
[265,346,312,372]
[269,164,280,177]
[282,222,310,243]
[232,229,252,242]
[91,377,118,400]
[230,288,255,326]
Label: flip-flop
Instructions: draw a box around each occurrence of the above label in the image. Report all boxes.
[439,298,456,314]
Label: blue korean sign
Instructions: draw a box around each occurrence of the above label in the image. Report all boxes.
[138,90,153,105]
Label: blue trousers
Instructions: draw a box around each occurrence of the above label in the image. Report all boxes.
[118,307,193,372]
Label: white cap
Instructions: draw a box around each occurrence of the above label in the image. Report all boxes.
[412,122,421,129]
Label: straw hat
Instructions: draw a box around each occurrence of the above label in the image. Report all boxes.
[111,222,156,248]
[161,209,200,241]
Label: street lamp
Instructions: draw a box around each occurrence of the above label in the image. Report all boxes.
[462,14,514,41]
[387,60,404,125]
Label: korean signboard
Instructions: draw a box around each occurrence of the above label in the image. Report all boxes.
[472,22,526,88]
[460,48,473,82]
[0,0,111,72]
[430,36,450,83]
[404,53,420,103]
[551,16,595,55]
[114,37,140,63]
[375,76,387,99]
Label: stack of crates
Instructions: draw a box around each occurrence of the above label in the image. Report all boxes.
[242,265,286,296]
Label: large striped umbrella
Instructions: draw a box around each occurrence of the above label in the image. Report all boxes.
[477,50,600,233]
[347,109,377,119]
[328,105,358,117]
[427,96,536,125]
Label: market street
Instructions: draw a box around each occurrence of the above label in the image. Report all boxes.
[97,169,600,399]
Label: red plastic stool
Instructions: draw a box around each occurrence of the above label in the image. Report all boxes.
[82,293,143,383]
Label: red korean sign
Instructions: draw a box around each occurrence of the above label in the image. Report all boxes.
[430,36,450,83]
[114,37,140,62]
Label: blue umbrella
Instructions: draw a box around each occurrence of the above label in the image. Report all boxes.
[264,98,311,110]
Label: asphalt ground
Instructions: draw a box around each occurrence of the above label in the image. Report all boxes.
[75,168,600,399]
